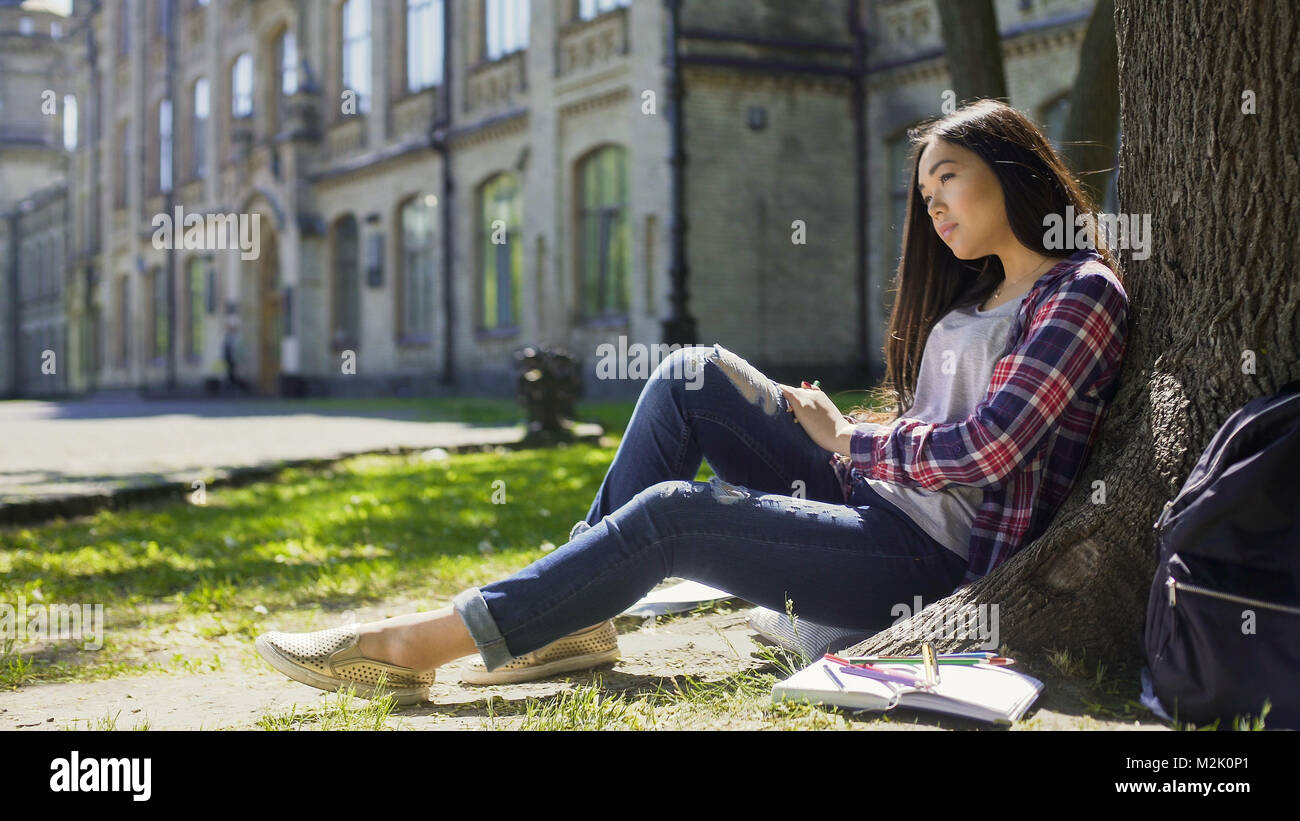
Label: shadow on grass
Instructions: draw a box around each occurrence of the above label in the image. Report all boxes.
[0,439,634,635]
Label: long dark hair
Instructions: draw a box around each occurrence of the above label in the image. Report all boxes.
[847,99,1124,424]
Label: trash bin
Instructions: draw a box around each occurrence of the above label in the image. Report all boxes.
[514,345,583,446]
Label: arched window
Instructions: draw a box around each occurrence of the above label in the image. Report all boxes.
[231,53,254,119]
[478,173,521,331]
[331,215,360,348]
[576,145,629,318]
[400,195,437,340]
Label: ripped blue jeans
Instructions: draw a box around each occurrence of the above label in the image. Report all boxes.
[452,343,968,671]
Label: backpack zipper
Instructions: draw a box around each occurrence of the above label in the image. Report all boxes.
[1166,576,1300,615]
[1153,500,1174,532]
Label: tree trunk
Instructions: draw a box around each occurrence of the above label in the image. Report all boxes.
[934,0,1007,104]
[1060,0,1120,206]
[844,0,1300,670]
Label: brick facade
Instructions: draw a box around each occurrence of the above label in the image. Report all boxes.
[0,0,1101,399]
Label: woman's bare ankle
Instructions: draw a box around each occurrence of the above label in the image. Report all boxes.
[356,622,438,672]
[355,608,480,671]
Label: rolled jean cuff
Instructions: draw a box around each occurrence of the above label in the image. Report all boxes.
[451,586,516,672]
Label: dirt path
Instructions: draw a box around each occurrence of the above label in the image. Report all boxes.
[1,604,766,730]
[1,595,1168,731]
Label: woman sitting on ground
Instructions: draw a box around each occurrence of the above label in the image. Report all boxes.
[252,98,1130,704]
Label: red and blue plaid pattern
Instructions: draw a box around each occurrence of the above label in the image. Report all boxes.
[836,249,1129,588]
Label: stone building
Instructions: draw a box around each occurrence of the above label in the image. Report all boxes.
[0,0,87,396]
[0,0,1113,399]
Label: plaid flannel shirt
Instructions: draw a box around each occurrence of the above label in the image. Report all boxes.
[830,249,1129,588]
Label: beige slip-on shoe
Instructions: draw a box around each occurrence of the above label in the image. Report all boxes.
[459,619,620,685]
[255,622,436,705]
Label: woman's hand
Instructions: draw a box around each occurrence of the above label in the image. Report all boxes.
[778,383,854,454]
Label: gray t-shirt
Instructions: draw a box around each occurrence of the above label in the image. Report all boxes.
[858,291,1028,560]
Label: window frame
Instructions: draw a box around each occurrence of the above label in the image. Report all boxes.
[273,27,299,134]
[331,214,361,350]
[406,0,445,92]
[192,77,209,180]
[231,53,254,120]
[185,257,205,360]
[149,266,169,363]
[576,0,630,22]
[115,120,129,209]
[280,29,299,98]
[576,144,630,323]
[62,94,78,151]
[484,0,529,62]
[476,172,522,334]
[158,97,173,193]
[398,194,437,344]
[341,0,373,115]
[116,275,130,368]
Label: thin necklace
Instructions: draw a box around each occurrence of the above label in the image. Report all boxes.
[988,255,1054,307]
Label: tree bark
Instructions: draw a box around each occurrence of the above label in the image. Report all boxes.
[934,0,1007,104]
[1059,0,1120,206]
[844,0,1300,670]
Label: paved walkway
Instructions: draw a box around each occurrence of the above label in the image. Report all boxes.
[0,397,599,513]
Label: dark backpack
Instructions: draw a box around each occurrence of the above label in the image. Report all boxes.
[1143,379,1300,729]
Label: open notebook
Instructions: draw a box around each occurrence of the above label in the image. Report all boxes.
[772,657,1044,725]
[619,579,736,617]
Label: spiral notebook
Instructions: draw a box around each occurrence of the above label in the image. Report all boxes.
[771,657,1044,725]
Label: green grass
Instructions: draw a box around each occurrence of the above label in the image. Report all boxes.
[0,398,672,690]
[61,710,154,731]
[1170,700,1272,731]
[256,677,404,731]
[465,640,863,731]
[11,389,1249,731]
[263,396,646,434]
